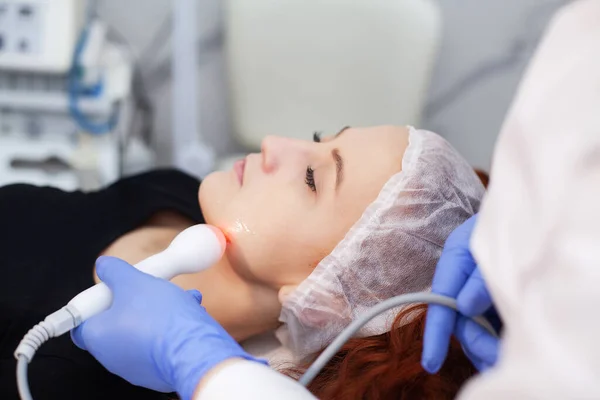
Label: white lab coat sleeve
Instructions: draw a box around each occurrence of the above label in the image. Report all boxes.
[458,0,600,399]
[195,360,318,400]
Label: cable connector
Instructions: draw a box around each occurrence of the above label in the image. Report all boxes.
[15,307,81,399]
[14,307,78,362]
[13,322,52,363]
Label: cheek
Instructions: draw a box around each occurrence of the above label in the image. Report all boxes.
[274,231,342,286]
[262,219,339,285]
[220,179,307,239]
[222,206,294,272]
[212,190,289,277]
[223,206,329,286]
[205,175,341,286]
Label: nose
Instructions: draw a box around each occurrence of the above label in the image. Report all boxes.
[261,135,309,173]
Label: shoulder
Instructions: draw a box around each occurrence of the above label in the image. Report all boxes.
[0,169,200,197]
[103,169,204,223]
[0,184,87,243]
[111,169,201,190]
[106,168,201,203]
[0,169,203,221]
[0,183,80,206]
[105,168,202,203]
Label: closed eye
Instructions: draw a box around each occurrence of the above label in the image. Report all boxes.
[305,166,316,192]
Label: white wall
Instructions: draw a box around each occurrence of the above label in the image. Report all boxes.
[98,0,570,170]
[422,0,569,169]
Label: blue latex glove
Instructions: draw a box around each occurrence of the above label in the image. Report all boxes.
[421,215,501,373]
[71,256,266,400]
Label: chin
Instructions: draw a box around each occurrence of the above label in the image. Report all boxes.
[198,171,233,225]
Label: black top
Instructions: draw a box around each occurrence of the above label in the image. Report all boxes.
[0,170,204,400]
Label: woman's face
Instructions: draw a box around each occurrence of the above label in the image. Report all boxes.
[199,125,409,293]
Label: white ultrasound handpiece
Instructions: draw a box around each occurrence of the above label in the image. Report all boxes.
[67,224,226,324]
[15,224,226,362]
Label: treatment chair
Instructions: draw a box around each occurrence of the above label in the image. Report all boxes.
[217,0,443,170]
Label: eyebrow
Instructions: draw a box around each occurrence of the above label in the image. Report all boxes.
[331,127,349,190]
[335,126,351,139]
[332,148,344,190]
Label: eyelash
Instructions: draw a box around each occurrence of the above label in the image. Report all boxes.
[304,132,321,192]
[305,166,316,192]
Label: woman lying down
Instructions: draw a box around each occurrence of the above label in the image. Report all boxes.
[0,126,484,400]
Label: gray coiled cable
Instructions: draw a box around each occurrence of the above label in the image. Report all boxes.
[299,292,498,387]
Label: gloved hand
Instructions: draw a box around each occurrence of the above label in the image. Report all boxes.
[421,215,501,373]
[71,256,266,400]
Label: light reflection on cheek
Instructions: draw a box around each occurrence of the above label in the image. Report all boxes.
[219,218,258,249]
[230,219,254,234]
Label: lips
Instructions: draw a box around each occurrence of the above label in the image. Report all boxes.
[233,158,246,185]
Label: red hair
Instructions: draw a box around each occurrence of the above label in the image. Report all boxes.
[283,305,476,400]
[474,169,490,188]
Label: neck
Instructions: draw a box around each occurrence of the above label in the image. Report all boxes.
[171,255,282,342]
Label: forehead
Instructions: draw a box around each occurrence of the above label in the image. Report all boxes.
[329,125,408,208]
[334,125,407,176]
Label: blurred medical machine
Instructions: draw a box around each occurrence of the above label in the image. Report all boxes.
[0,0,136,190]
[0,0,211,191]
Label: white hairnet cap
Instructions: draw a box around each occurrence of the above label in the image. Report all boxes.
[276,127,485,357]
